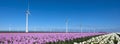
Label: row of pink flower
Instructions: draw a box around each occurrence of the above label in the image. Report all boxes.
[0,33,104,44]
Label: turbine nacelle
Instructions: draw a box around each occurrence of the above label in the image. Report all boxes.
[26,10,30,15]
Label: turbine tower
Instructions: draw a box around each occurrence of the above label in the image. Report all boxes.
[80,25,82,33]
[66,18,68,33]
[93,27,96,33]
[26,0,30,33]
[9,24,11,32]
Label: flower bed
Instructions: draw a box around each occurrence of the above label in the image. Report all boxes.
[77,33,120,44]
[0,33,104,44]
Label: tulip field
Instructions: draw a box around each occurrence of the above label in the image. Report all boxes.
[0,33,104,44]
[75,33,120,44]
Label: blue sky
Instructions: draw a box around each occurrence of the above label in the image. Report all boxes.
[0,0,120,32]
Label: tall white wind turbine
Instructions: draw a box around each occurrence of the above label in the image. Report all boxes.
[66,18,68,33]
[9,24,11,32]
[25,0,30,33]
[93,27,96,33]
[80,25,82,33]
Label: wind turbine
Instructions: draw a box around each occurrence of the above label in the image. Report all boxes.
[88,27,90,33]
[93,27,96,33]
[66,18,68,33]
[50,27,53,33]
[8,24,11,32]
[50,25,52,32]
[25,0,30,33]
[80,25,82,33]
[33,26,36,32]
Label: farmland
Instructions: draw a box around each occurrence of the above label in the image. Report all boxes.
[0,33,104,44]
[76,33,120,44]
